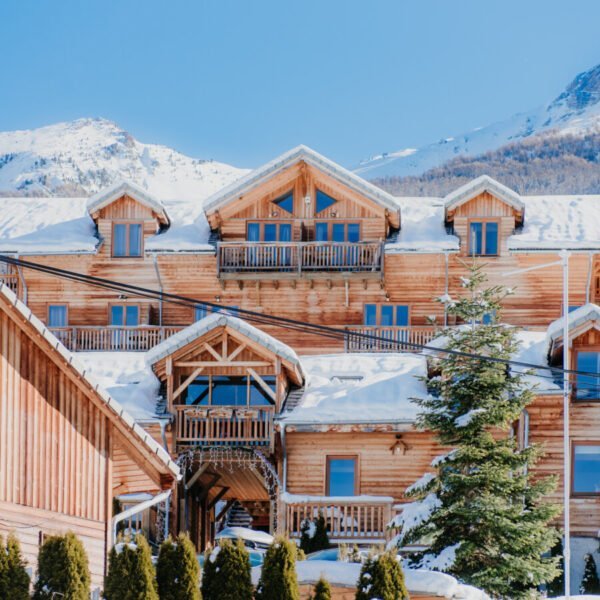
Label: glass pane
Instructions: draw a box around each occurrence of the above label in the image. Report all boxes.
[482,310,496,325]
[484,222,498,255]
[110,305,124,326]
[573,445,600,493]
[364,304,377,326]
[195,305,207,321]
[125,306,139,326]
[247,223,260,242]
[48,305,67,327]
[469,222,483,255]
[332,223,345,242]
[249,375,276,406]
[273,192,294,214]
[278,224,291,242]
[129,224,142,257]
[347,223,360,243]
[328,458,356,496]
[380,305,394,326]
[113,224,127,257]
[211,376,247,406]
[395,305,409,326]
[185,377,210,405]
[315,190,337,214]
[315,222,329,242]
[264,224,277,242]
[576,352,600,400]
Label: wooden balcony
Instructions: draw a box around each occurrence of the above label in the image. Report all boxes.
[281,494,394,543]
[49,325,185,352]
[217,242,384,279]
[344,326,439,353]
[174,405,275,449]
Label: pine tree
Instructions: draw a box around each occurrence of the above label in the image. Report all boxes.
[200,539,252,600]
[300,512,330,555]
[546,540,564,597]
[395,264,561,598]
[355,552,408,600]
[104,535,158,600]
[156,533,201,600]
[580,553,600,594]
[33,532,90,600]
[255,536,299,600]
[4,533,30,600]
[311,576,332,600]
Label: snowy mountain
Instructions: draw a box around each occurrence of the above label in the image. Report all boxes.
[355,63,600,180]
[0,118,248,200]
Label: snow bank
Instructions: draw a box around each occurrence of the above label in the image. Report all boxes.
[281,353,429,424]
[215,527,274,546]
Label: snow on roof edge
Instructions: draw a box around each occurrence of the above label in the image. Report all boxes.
[444,174,524,213]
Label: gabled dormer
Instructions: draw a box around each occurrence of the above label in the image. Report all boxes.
[87,181,170,258]
[444,176,524,257]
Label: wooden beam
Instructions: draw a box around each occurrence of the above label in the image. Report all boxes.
[248,368,276,401]
[215,499,235,522]
[197,474,221,503]
[226,342,247,362]
[175,361,272,368]
[185,463,210,491]
[203,342,223,361]
[208,486,230,510]
[173,367,204,402]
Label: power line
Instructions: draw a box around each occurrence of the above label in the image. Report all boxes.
[2,254,599,380]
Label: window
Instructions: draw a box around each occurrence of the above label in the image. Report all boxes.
[272,191,294,214]
[246,222,292,242]
[48,305,68,327]
[315,222,360,242]
[183,375,275,407]
[573,444,600,494]
[113,223,143,257]
[469,221,498,256]
[315,189,337,214]
[326,456,357,496]
[575,350,600,400]
[110,305,139,326]
[363,304,409,326]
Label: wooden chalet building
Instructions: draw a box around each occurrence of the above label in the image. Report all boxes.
[1,145,600,589]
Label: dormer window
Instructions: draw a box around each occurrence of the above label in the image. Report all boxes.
[469,220,498,256]
[113,223,143,257]
[272,191,294,214]
[315,189,337,214]
[574,349,600,401]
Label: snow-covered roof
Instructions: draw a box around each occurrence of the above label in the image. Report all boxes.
[0,282,180,480]
[547,303,600,345]
[87,180,170,224]
[444,175,524,215]
[203,145,400,215]
[145,313,304,377]
[280,353,429,425]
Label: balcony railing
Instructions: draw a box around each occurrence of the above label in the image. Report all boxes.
[174,405,275,449]
[344,326,439,353]
[49,326,185,352]
[217,242,384,276]
[281,494,394,542]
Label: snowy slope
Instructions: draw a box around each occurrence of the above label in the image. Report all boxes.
[355,63,600,179]
[0,117,248,200]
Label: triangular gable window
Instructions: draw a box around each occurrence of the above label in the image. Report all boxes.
[273,191,294,214]
[316,189,337,214]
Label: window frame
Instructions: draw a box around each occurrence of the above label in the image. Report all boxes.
[112,221,144,258]
[467,218,500,257]
[314,221,361,242]
[325,455,359,496]
[571,440,600,497]
[572,347,600,402]
[315,188,338,215]
[271,190,294,215]
[363,303,410,327]
[180,373,276,407]
[108,303,141,327]
[47,304,68,328]
[246,220,294,242]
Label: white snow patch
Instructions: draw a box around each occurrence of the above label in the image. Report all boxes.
[215,527,274,547]
[391,493,441,532]
[406,472,435,495]
[455,409,485,427]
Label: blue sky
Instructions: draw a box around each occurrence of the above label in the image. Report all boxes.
[0,0,599,168]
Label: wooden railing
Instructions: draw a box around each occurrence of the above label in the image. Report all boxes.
[344,326,439,352]
[281,494,394,542]
[217,242,384,275]
[174,405,275,448]
[49,326,184,352]
[0,273,19,296]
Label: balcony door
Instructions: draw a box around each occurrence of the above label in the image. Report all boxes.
[247,222,292,267]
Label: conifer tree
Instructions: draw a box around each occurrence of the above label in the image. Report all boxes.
[0,535,7,600]
[546,540,564,597]
[34,532,90,600]
[300,512,330,555]
[200,539,252,600]
[4,533,30,600]
[395,264,561,598]
[255,536,299,600]
[580,553,600,594]
[104,535,158,600]
[311,576,332,600]
[156,533,201,600]
[355,551,408,600]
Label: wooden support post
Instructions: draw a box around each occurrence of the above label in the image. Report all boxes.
[208,486,229,510]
